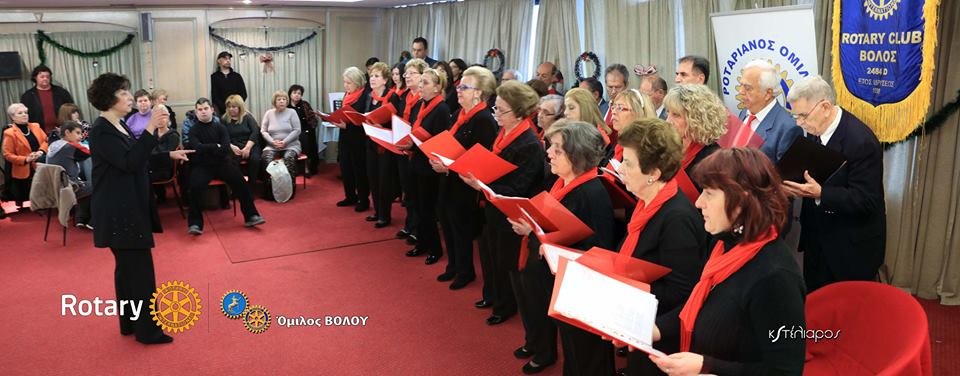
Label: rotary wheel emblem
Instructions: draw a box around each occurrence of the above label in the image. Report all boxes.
[864,0,900,21]
[150,281,202,333]
[243,305,271,334]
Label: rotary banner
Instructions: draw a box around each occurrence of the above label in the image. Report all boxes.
[832,0,941,142]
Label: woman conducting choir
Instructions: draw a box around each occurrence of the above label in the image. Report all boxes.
[649,147,805,375]
[662,84,727,202]
[432,66,499,289]
[508,120,615,375]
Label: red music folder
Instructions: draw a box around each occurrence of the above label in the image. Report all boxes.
[318,104,365,125]
[575,247,672,284]
[440,144,517,184]
[418,130,467,162]
[599,174,637,209]
[717,114,764,149]
[363,123,409,155]
[364,103,397,126]
[547,258,667,358]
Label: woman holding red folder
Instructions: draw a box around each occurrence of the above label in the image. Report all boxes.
[402,67,451,265]
[612,118,710,376]
[432,66,499,289]
[662,84,728,203]
[508,120,614,375]
[648,148,805,376]
[334,66,372,212]
[461,81,545,327]
[365,62,398,228]
[395,59,429,245]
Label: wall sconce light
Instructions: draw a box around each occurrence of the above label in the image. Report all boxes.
[92,60,100,69]
[239,52,247,61]
[287,51,295,59]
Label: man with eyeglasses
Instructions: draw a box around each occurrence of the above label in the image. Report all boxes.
[782,75,885,293]
[737,60,803,163]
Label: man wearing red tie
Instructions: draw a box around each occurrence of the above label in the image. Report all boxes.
[737,60,803,163]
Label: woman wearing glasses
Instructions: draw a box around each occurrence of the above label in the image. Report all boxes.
[433,66,499,290]
[609,89,657,162]
[536,94,564,138]
[663,84,728,203]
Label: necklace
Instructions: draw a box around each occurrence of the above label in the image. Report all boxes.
[19,124,30,137]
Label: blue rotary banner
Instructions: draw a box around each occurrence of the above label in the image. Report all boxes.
[832,0,941,142]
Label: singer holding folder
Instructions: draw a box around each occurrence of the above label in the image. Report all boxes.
[612,118,710,376]
[333,67,372,212]
[365,62,398,228]
[432,66,499,289]
[508,120,614,375]
[396,59,429,245]
[662,84,727,203]
[401,68,451,265]
[461,81,546,326]
[649,148,805,376]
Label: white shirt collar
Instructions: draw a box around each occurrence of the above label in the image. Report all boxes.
[656,104,665,117]
[818,107,842,145]
[746,99,777,131]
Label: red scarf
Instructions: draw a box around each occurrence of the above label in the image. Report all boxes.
[597,123,611,146]
[342,88,363,108]
[675,143,705,203]
[613,144,624,162]
[371,87,393,104]
[412,95,444,130]
[519,168,599,270]
[493,116,533,155]
[679,226,779,352]
[403,91,421,120]
[449,102,487,136]
[614,179,678,274]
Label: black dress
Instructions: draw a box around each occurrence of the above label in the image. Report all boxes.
[439,108,498,280]
[657,234,807,375]
[409,98,451,258]
[339,87,372,206]
[365,90,399,224]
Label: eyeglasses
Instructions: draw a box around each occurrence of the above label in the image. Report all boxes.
[613,104,633,113]
[790,99,826,121]
[492,106,513,115]
[455,84,478,92]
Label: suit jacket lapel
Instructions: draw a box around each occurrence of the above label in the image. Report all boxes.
[825,111,847,153]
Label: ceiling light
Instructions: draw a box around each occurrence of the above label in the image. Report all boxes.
[242,0,252,4]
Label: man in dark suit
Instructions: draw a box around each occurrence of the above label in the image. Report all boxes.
[639,74,668,120]
[737,60,803,162]
[578,77,607,115]
[783,75,885,292]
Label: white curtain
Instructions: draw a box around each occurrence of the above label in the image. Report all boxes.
[585,0,678,90]
[535,0,582,88]
[209,28,323,120]
[385,0,533,72]
[0,31,140,123]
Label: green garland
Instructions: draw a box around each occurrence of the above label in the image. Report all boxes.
[36,30,135,65]
[883,89,960,150]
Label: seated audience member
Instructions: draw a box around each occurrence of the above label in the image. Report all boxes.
[57,103,91,141]
[185,98,265,235]
[287,84,319,176]
[650,147,805,375]
[662,84,728,202]
[261,90,303,199]
[509,120,614,375]
[46,121,92,228]
[148,111,180,203]
[124,89,154,139]
[222,95,262,192]
[614,118,709,375]
[3,103,48,207]
[152,89,177,131]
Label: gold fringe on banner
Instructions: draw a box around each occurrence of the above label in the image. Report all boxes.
[831,0,942,143]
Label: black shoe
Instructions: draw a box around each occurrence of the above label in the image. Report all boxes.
[486,314,512,325]
[405,234,418,245]
[514,346,534,359]
[474,299,492,309]
[449,275,475,290]
[437,272,456,282]
[522,360,555,374]
[424,255,440,265]
[244,215,266,227]
[396,229,411,239]
[187,225,203,235]
[616,346,629,357]
[354,202,370,212]
[336,198,357,207]
[136,333,174,345]
[365,215,378,222]
[405,248,424,257]
[374,220,391,228]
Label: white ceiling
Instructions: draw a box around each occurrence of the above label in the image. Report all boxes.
[0,0,428,8]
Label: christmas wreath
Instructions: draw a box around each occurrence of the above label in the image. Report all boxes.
[575,51,601,81]
[482,48,505,76]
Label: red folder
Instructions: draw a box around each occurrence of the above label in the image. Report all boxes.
[599,174,637,209]
[575,247,671,284]
[410,127,433,143]
[444,144,518,184]
[418,130,467,162]
[318,104,365,125]
[718,113,764,149]
[364,103,397,126]
[363,124,408,155]
[528,192,594,245]
[547,258,666,358]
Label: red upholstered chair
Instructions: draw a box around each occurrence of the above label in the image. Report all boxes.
[804,281,932,376]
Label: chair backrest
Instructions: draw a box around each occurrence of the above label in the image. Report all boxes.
[28,163,69,210]
[804,281,932,376]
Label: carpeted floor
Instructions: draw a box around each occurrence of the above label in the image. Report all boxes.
[0,166,956,375]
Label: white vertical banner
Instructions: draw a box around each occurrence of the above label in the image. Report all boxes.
[711,5,819,112]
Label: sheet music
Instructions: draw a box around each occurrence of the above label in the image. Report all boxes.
[391,115,412,143]
[554,261,664,357]
[519,207,545,236]
[541,244,582,274]
[362,124,393,143]
[600,167,623,183]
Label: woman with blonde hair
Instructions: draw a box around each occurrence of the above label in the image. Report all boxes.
[662,84,727,202]
[261,89,302,198]
[223,95,261,189]
[365,61,399,228]
[395,58,430,245]
[609,89,657,161]
[564,88,612,146]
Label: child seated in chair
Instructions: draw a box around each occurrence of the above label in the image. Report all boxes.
[46,121,92,229]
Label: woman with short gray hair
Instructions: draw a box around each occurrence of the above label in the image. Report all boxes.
[333,66,372,210]
[536,94,564,136]
[507,119,615,374]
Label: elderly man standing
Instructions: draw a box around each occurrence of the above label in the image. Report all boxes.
[20,65,74,133]
[737,60,803,162]
[639,74,668,120]
[783,75,885,293]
